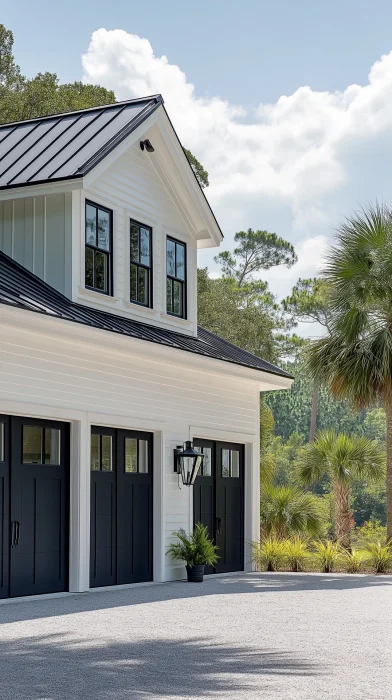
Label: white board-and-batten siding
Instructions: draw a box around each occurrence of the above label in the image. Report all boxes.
[79,141,198,336]
[0,316,260,581]
[0,193,72,297]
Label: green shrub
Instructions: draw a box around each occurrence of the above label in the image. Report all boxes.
[283,537,309,572]
[364,541,392,573]
[352,520,387,548]
[251,536,285,572]
[313,540,341,573]
[166,523,219,568]
[342,549,363,573]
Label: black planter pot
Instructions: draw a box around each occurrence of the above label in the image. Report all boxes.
[186,564,205,582]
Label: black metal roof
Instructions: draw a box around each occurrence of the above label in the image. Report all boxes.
[0,251,292,380]
[0,96,162,189]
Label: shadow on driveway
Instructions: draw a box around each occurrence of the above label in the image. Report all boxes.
[1,632,320,700]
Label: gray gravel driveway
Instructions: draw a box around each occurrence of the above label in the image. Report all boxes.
[1,572,391,699]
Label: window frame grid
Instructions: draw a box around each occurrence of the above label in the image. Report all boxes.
[85,200,113,296]
[129,219,153,308]
[90,432,113,472]
[166,236,187,319]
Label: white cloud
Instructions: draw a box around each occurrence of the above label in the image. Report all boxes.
[82,30,392,314]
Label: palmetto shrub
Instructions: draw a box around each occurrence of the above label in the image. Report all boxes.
[342,549,363,573]
[313,540,341,573]
[283,537,309,572]
[251,536,285,572]
[364,541,392,573]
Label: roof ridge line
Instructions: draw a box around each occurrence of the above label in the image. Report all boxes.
[0,95,163,129]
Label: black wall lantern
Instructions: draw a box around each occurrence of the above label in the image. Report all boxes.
[174,441,204,487]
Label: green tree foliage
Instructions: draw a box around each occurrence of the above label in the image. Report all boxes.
[216,228,297,285]
[197,267,280,361]
[183,148,209,189]
[282,277,330,329]
[265,355,363,441]
[306,202,392,540]
[297,431,385,547]
[0,25,116,124]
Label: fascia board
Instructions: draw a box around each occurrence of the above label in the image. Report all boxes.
[0,305,293,391]
[0,178,83,201]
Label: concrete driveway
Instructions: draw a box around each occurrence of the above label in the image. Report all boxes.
[1,572,392,700]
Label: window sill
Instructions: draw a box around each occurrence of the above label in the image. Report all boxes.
[160,313,193,326]
[78,287,120,303]
[123,301,157,314]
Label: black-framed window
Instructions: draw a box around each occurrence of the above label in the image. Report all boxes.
[85,201,112,295]
[166,237,186,318]
[90,433,113,472]
[130,220,152,307]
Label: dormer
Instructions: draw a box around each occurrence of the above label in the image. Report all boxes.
[0,96,222,337]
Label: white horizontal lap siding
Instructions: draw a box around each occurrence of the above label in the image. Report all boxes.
[84,143,197,335]
[0,323,258,582]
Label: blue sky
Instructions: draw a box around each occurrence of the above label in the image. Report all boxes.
[4,0,392,107]
[4,1,392,313]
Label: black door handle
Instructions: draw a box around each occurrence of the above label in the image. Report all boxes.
[216,517,222,537]
[10,521,20,546]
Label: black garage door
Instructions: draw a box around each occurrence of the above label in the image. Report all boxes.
[0,415,69,599]
[193,440,244,574]
[90,427,153,588]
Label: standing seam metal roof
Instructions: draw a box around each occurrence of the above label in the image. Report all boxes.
[0,96,162,189]
[0,250,293,380]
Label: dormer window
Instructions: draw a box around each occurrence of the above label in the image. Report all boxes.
[166,237,186,318]
[85,201,112,295]
[130,221,152,307]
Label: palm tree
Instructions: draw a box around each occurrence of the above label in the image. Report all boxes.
[296,432,384,547]
[307,203,392,539]
[261,484,323,539]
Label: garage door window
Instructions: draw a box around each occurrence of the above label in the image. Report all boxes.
[222,449,240,478]
[125,438,148,473]
[91,434,112,471]
[0,423,3,462]
[23,426,61,465]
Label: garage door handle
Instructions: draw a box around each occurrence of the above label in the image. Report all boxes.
[15,521,20,546]
[10,521,16,546]
[216,517,222,537]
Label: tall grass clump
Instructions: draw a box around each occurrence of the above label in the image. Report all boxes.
[342,549,363,573]
[313,540,341,573]
[365,541,392,573]
[283,537,309,572]
[251,536,285,572]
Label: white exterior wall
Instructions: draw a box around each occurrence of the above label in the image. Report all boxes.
[72,141,198,336]
[0,310,263,589]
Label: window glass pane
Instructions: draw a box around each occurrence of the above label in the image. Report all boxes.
[130,223,139,262]
[101,435,112,471]
[44,428,61,465]
[23,426,42,464]
[130,263,137,301]
[95,251,108,293]
[97,209,110,251]
[138,440,148,473]
[140,227,150,267]
[173,280,182,316]
[167,239,175,276]
[176,243,185,280]
[125,438,137,472]
[202,447,212,476]
[90,433,100,471]
[86,204,97,246]
[222,449,230,477]
[85,246,94,288]
[166,278,172,313]
[231,450,240,478]
[138,267,148,305]
[0,423,4,462]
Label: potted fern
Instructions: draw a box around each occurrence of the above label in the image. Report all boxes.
[167,522,219,582]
